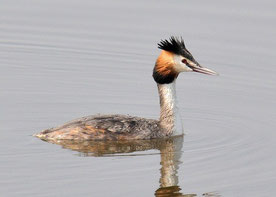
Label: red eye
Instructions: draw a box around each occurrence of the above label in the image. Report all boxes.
[182,59,187,64]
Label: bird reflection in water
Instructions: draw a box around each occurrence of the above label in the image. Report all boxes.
[42,137,220,197]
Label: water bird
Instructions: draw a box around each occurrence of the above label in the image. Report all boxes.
[34,37,218,142]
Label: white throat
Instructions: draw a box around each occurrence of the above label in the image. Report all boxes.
[157,81,184,136]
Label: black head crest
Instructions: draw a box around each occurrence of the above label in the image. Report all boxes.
[158,36,194,60]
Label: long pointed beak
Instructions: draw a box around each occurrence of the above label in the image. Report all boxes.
[192,66,218,75]
[187,62,218,76]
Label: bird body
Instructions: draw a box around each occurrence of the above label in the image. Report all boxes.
[34,37,217,142]
[36,115,161,141]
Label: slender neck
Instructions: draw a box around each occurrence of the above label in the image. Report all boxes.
[157,81,183,136]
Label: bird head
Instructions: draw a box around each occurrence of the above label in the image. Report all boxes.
[153,36,218,84]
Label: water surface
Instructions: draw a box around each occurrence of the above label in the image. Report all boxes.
[1,0,276,196]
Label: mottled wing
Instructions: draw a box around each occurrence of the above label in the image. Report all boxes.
[35,114,160,141]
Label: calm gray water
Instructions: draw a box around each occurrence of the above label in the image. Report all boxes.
[1,0,276,196]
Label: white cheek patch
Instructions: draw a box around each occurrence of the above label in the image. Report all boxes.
[172,55,193,72]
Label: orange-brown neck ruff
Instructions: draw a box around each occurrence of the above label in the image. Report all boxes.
[153,50,178,84]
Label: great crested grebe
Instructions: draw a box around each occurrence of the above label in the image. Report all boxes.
[34,37,218,142]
